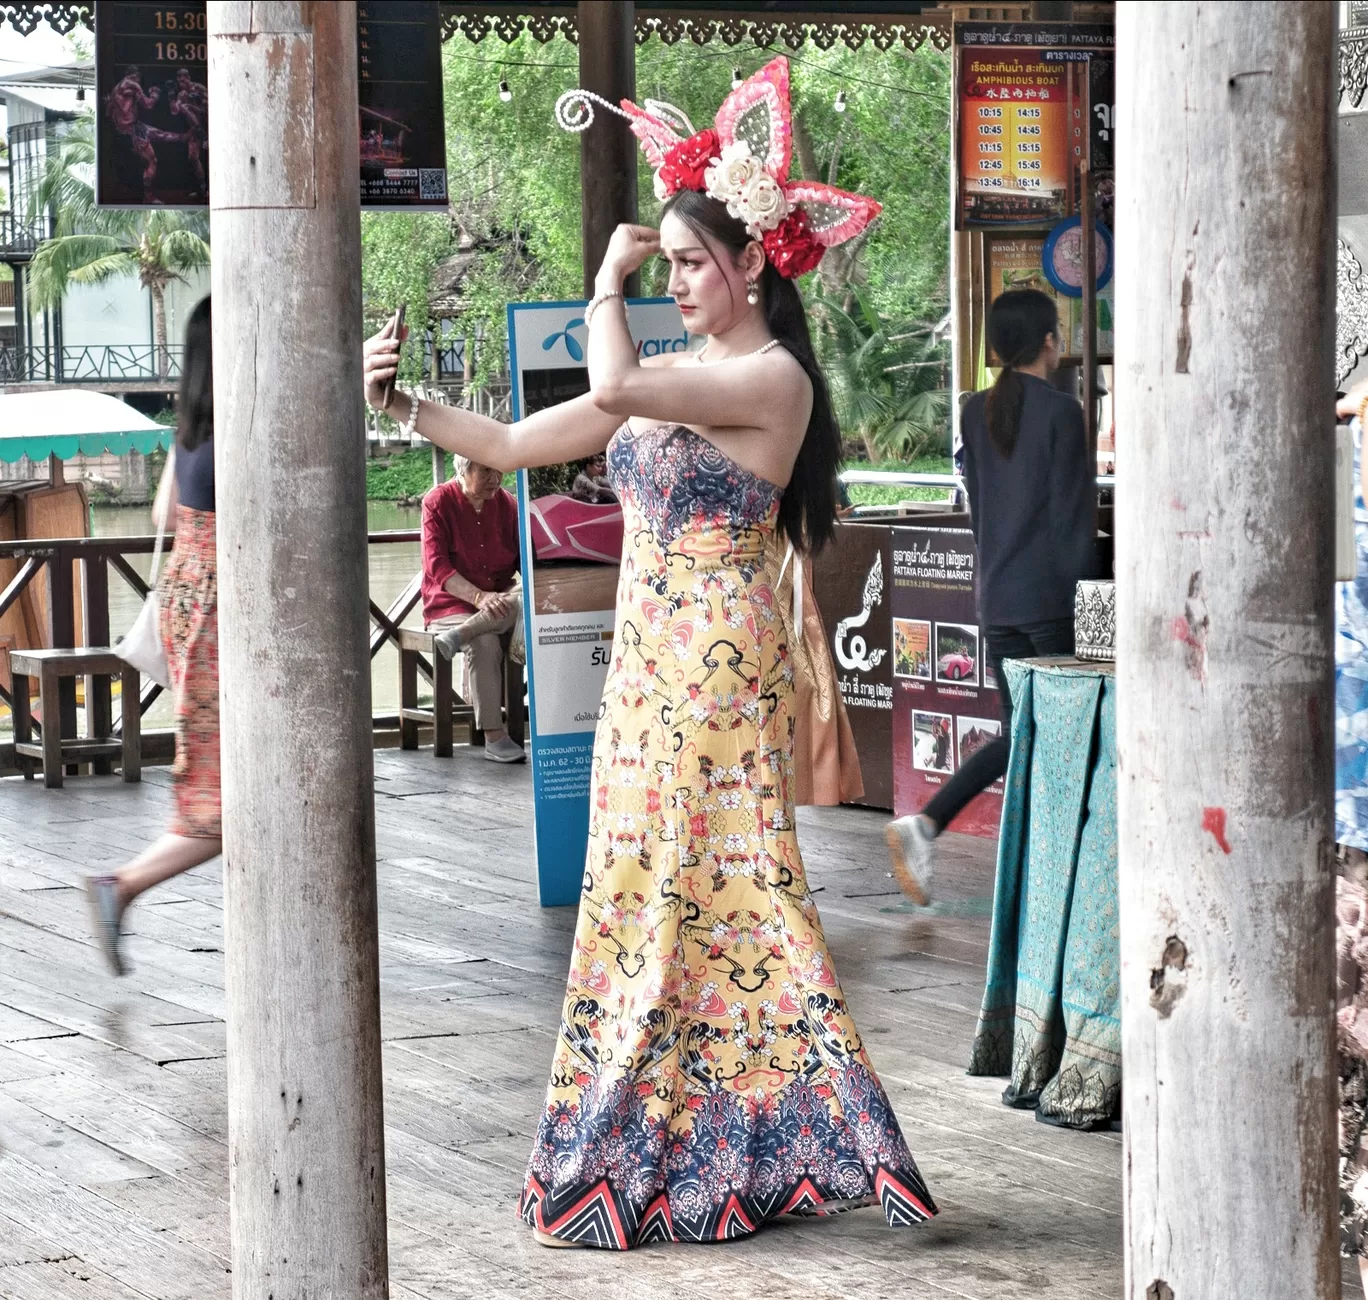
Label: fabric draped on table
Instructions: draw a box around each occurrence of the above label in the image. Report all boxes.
[520,423,934,1248]
[968,660,1120,1130]
[1337,420,1368,851]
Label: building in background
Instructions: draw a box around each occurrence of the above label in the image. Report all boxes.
[0,61,208,499]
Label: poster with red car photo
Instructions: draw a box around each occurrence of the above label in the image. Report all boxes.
[890,523,1003,837]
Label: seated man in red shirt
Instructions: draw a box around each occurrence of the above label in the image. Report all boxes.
[421,457,525,763]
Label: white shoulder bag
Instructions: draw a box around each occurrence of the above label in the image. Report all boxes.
[117,453,173,688]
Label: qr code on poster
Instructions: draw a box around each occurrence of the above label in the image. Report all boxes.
[419,169,448,201]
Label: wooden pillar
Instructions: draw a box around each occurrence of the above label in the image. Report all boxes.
[207,5,388,1297]
[1116,4,1337,1297]
[577,1,638,298]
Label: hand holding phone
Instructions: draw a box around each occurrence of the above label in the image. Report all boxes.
[381,304,407,410]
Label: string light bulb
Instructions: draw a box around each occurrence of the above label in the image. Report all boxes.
[498,79,512,103]
[731,67,743,89]
[833,89,847,113]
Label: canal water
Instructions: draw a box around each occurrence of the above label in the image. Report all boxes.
[89,501,423,728]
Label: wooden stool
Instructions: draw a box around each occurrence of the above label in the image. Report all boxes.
[10,648,141,789]
[397,628,468,757]
[397,628,526,757]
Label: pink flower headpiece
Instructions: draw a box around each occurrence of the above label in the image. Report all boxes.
[555,57,882,279]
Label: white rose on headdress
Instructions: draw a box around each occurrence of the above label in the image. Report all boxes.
[653,169,672,201]
[738,173,787,234]
[705,140,762,203]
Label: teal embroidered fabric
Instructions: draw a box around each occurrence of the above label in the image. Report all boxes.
[968,660,1121,1130]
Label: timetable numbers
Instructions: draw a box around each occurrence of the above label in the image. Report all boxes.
[979,124,1003,137]
[1019,142,1041,154]
[1018,107,1042,119]
[980,177,1005,188]
[980,142,1002,153]
[1019,178,1041,189]
[1018,160,1041,172]
[1019,125,1042,137]
[154,9,207,30]
[154,40,207,61]
[980,160,1003,171]
[978,107,1002,119]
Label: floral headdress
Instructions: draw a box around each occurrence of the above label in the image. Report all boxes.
[555,57,882,279]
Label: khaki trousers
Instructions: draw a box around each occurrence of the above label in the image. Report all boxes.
[428,591,522,731]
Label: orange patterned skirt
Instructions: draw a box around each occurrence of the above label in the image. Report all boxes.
[158,506,220,839]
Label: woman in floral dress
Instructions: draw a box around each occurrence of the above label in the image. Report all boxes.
[363,58,934,1249]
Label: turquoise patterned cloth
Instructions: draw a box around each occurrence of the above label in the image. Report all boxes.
[968,659,1121,1130]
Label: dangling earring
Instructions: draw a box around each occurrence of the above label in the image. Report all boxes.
[746,279,759,306]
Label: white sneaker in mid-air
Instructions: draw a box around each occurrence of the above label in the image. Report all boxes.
[884,814,937,905]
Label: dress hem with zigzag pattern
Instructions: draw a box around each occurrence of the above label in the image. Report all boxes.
[518,1063,937,1250]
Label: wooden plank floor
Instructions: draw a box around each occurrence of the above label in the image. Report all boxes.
[0,747,1133,1298]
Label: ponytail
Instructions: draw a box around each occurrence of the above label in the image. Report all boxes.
[983,288,1059,459]
[985,367,1026,459]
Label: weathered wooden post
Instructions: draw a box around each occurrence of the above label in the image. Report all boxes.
[577,0,637,297]
[207,4,389,1296]
[1116,4,1337,1297]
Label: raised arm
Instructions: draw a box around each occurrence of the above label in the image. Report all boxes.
[584,225,809,439]
[363,324,620,473]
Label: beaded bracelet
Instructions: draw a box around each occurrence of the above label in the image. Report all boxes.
[387,389,421,438]
[585,289,623,329]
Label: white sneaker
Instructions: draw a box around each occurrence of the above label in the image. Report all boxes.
[885,815,936,905]
[484,735,526,764]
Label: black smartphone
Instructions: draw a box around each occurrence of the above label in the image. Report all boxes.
[382,303,406,409]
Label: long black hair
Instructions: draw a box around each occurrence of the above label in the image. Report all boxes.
[662,188,841,553]
[984,289,1058,458]
[176,296,213,452]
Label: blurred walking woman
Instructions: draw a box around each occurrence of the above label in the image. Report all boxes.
[86,297,220,973]
[886,289,1096,900]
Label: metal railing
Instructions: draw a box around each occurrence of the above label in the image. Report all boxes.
[0,344,184,385]
[0,211,51,258]
[838,469,1116,515]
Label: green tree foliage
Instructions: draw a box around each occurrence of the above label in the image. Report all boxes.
[26,117,209,378]
[815,284,949,462]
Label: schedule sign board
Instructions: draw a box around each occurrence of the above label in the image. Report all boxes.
[954,22,1114,231]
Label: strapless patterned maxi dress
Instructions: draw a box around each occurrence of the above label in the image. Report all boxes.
[520,424,936,1248]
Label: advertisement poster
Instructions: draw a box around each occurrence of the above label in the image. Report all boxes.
[811,524,894,809]
[507,298,688,905]
[890,524,1002,838]
[96,1,209,208]
[985,235,1113,359]
[955,22,1115,231]
[357,0,448,208]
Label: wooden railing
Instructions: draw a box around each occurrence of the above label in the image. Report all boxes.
[0,530,432,757]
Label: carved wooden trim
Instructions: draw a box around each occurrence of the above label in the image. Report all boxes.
[3,2,951,55]
[1344,27,1368,109]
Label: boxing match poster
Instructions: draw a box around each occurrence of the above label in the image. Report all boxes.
[95,2,209,208]
[95,1,448,210]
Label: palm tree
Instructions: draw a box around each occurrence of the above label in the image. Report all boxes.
[813,284,950,464]
[26,117,209,379]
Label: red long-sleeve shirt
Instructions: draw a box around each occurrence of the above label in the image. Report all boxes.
[420,479,521,623]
